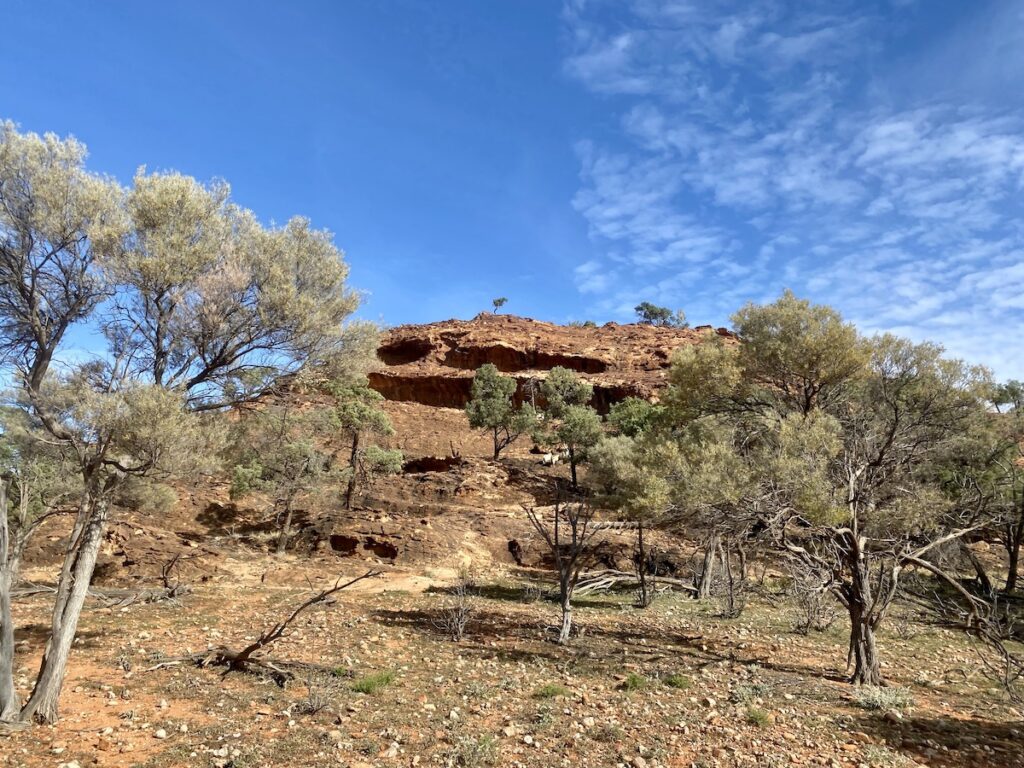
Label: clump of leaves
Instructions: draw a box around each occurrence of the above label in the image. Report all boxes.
[618,673,647,692]
[350,670,396,695]
[853,686,914,711]
[532,683,569,699]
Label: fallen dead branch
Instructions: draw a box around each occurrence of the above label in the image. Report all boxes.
[575,568,696,596]
[180,570,380,684]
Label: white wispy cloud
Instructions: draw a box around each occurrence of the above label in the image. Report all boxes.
[563,0,1024,379]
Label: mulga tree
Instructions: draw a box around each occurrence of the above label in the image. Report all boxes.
[539,367,603,489]
[465,363,536,460]
[593,396,666,606]
[0,122,370,723]
[228,395,335,554]
[635,302,688,328]
[0,409,80,719]
[664,291,989,685]
[328,380,401,510]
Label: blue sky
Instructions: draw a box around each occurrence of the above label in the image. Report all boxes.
[2,1,1023,379]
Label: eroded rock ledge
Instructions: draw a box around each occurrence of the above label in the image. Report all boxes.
[370,313,735,412]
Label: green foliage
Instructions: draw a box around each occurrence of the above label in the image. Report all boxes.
[606,397,662,437]
[362,445,404,478]
[553,405,603,458]
[112,477,178,516]
[350,670,396,694]
[634,302,688,328]
[568,319,598,328]
[745,706,771,727]
[618,672,648,692]
[328,380,394,438]
[492,297,507,313]
[662,674,691,690]
[466,364,535,458]
[731,289,869,414]
[540,367,594,417]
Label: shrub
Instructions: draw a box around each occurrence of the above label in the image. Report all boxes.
[745,706,771,727]
[434,568,476,642]
[295,673,346,715]
[532,683,569,699]
[853,686,914,711]
[662,674,692,690]
[730,681,770,704]
[589,722,625,743]
[350,670,396,694]
[446,734,499,767]
[618,673,647,692]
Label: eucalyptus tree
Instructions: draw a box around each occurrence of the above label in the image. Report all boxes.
[0,122,370,723]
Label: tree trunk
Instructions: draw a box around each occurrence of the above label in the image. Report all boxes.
[1005,511,1023,593]
[21,494,109,723]
[344,432,360,510]
[962,543,993,594]
[568,446,578,490]
[635,523,654,608]
[846,548,883,686]
[275,502,294,556]
[0,483,19,720]
[492,428,501,460]
[696,532,720,600]
[558,591,573,644]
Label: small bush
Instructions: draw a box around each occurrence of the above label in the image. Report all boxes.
[730,681,770,704]
[853,686,913,711]
[532,683,569,699]
[662,674,692,690]
[446,734,499,767]
[350,670,396,694]
[435,568,476,642]
[745,706,771,727]
[295,673,346,715]
[589,722,625,743]
[618,673,647,692]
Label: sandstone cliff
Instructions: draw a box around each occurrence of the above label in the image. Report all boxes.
[369,312,735,414]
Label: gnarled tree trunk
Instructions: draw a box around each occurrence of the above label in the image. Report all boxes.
[344,431,360,510]
[21,488,109,724]
[845,541,883,686]
[696,532,720,600]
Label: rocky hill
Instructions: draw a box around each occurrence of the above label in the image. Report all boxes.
[369,313,735,458]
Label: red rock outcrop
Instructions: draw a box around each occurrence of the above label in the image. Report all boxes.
[369,312,735,414]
